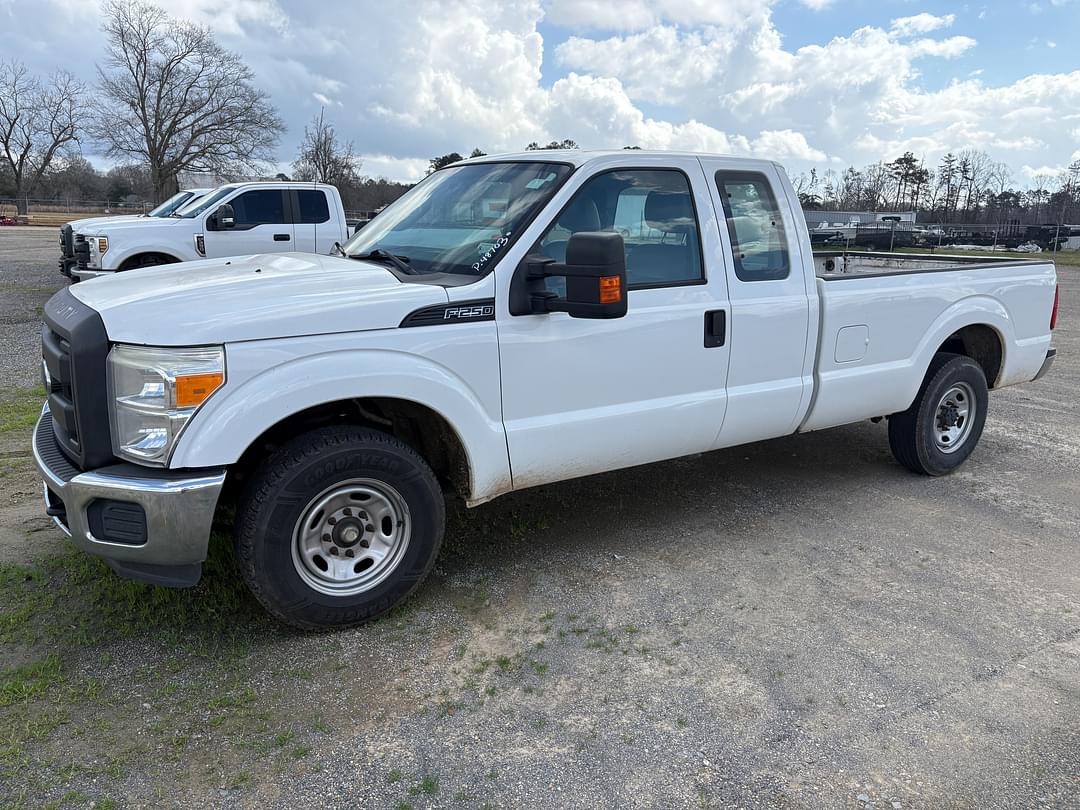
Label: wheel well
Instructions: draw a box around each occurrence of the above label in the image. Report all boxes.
[232,397,471,498]
[937,324,1003,388]
[118,252,181,271]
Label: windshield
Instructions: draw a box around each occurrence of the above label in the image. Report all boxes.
[342,161,573,276]
[147,190,200,217]
[175,185,239,218]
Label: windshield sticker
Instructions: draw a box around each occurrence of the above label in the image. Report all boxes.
[471,234,510,272]
[526,173,557,190]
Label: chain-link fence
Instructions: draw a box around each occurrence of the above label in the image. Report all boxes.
[810,220,1078,252]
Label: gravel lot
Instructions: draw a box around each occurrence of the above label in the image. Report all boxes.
[0,226,1078,809]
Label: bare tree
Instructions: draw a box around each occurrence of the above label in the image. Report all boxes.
[91,0,284,203]
[0,60,82,214]
[292,109,361,186]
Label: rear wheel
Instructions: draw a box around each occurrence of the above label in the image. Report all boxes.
[888,353,989,476]
[235,426,445,629]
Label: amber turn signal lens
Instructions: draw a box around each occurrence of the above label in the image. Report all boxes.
[599,275,622,304]
[175,372,224,408]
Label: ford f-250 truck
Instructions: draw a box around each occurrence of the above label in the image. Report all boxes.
[33,150,1059,629]
[67,181,349,281]
[58,188,212,277]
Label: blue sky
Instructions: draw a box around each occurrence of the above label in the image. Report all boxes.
[2,0,1078,184]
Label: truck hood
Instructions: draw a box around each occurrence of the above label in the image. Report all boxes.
[76,216,193,237]
[68,214,151,232]
[69,253,448,345]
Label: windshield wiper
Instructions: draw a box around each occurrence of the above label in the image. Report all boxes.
[349,249,418,275]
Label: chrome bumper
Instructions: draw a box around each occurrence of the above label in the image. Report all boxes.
[1033,347,1056,382]
[32,407,226,587]
[70,268,112,282]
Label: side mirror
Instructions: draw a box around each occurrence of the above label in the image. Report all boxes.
[515,232,627,319]
[213,203,235,230]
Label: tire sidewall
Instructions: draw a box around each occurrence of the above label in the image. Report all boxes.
[241,431,444,625]
[914,358,988,475]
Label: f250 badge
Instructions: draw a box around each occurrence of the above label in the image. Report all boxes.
[400,298,497,327]
[444,305,494,320]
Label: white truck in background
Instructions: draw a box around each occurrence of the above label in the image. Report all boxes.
[34,150,1058,630]
[66,181,349,280]
[58,188,212,277]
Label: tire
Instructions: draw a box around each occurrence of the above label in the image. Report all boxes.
[120,253,173,271]
[235,426,445,629]
[888,353,989,476]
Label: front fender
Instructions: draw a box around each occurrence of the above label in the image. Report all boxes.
[168,347,513,505]
[104,241,196,270]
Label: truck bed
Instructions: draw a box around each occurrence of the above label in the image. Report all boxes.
[813,250,1046,279]
[800,252,1057,433]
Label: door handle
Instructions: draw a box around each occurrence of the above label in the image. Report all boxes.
[273,233,291,241]
[704,309,726,348]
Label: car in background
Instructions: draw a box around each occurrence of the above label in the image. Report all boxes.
[68,181,349,281]
[58,188,212,277]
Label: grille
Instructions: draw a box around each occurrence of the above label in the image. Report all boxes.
[42,288,113,470]
[74,235,90,271]
[60,224,74,258]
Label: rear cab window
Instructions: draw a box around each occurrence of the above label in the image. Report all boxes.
[297,190,331,224]
[715,171,790,281]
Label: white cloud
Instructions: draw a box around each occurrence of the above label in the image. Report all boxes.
[0,0,1073,185]
[890,13,956,37]
[545,0,767,31]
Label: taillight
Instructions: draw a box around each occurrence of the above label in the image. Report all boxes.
[1050,284,1059,331]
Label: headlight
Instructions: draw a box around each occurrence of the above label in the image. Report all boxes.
[108,345,225,465]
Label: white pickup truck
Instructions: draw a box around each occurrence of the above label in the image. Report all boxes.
[68,181,349,280]
[58,188,212,277]
[34,150,1058,629]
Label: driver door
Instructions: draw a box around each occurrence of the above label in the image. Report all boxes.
[496,158,732,488]
[202,189,294,257]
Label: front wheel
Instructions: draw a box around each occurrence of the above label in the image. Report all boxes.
[888,353,989,476]
[235,426,445,629]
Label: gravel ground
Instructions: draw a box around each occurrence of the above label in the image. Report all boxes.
[0,227,1077,809]
[0,227,65,387]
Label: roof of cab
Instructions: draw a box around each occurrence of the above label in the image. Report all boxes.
[456,149,784,172]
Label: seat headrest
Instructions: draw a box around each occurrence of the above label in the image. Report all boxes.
[645,191,695,232]
[558,198,601,232]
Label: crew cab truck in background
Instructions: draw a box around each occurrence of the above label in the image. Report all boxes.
[34,150,1059,629]
[58,188,212,277]
[67,181,348,281]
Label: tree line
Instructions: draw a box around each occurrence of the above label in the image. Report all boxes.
[793,150,1080,227]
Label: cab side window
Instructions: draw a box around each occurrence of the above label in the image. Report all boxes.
[535,169,703,290]
[230,190,288,226]
[715,171,789,281]
[297,190,330,224]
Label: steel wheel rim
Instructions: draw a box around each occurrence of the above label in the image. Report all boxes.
[934,382,976,454]
[291,478,411,596]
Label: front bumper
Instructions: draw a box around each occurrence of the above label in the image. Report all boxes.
[71,267,112,282]
[32,407,226,587]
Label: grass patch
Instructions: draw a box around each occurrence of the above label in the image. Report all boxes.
[0,531,265,649]
[0,655,63,706]
[0,385,45,434]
